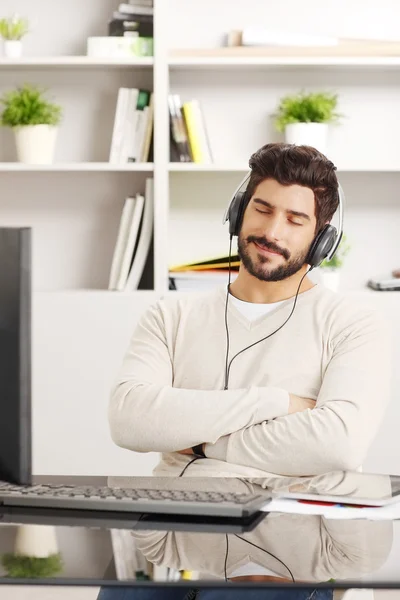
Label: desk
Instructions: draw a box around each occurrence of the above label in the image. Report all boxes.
[0,474,399,598]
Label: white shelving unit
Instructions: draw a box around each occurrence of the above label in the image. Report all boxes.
[168,56,400,69]
[0,0,161,480]
[168,163,400,172]
[0,56,153,68]
[1,0,399,479]
[0,162,154,171]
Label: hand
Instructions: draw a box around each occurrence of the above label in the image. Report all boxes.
[177,444,206,456]
[288,393,316,414]
[177,447,194,455]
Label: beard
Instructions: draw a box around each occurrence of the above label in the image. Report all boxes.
[237,233,311,282]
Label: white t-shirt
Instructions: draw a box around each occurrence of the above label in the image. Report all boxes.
[229,294,285,321]
[230,560,282,579]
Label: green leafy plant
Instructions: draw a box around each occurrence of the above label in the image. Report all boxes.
[0,15,29,40]
[274,91,341,133]
[320,233,350,270]
[0,84,63,127]
[2,552,63,578]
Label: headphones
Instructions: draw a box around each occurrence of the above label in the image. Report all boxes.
[222,171,344,269]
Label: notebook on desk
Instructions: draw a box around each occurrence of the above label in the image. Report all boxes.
[0,227,268,532]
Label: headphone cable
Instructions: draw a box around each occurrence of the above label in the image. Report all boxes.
[222,533,295,583]
[224,236,234,389]
[224,234,313,390]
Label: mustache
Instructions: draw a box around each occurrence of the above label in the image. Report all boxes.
[247,236,290,260]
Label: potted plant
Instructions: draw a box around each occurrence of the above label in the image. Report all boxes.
[318,233,351,291]
[0,83,63,164]
[274,91,341,154]
[0,14,29,58]
[2,524,63,578]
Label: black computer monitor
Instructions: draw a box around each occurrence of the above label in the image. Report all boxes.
[0,228,31,485]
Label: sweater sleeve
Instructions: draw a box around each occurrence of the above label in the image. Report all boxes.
[108,301,289,453]
[205,307,392,475]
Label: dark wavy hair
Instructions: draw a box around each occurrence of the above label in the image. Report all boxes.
[246,143,340,233]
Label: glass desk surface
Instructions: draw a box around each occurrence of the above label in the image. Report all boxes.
[1,472,400,596]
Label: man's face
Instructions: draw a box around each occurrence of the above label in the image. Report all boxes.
[238,178,317,282]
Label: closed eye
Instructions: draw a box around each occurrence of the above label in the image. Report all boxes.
[255,209,303,226]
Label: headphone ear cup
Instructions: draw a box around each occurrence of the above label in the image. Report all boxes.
[228,191,245,237]
[306,224,337,268]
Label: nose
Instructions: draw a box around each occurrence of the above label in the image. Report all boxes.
[263,213,285,242]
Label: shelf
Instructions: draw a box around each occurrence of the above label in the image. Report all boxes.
[0,56,153,69]
[169,163,248,172]
[34,289,158,296]
[165,288,400,297]
[0,162,154,172]
[168,163,400,173]
[169,55,400,70]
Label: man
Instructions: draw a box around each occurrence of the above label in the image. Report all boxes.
[108,143,392,479]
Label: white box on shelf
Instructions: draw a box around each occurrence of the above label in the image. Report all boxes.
[86,36,153,58]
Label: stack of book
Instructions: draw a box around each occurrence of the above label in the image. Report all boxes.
[168,94,213,163]
[169,254,240,291]
[109,88,153,163]
[108,178,154,291]
[108,0,153,56]
[87,1,153,58]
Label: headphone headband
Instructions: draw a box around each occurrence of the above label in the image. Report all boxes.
[222,171,251,226]
[223,170,345,269]
[327,181,344,260]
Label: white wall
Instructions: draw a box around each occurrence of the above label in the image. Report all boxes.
[166,0,400,48]
[32,291,159,476]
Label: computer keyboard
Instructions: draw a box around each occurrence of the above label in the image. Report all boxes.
[0,483,251,502]
[0,482,269,518]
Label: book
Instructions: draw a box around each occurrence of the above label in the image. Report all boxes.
[140,93,154,162]
[168,95,192,162]
[108,196,136,290]
[110,529,150,580]
[169,269,238,291]
[125,88,139,163]
[181,100,213,163]
[130,89,150,162]
[240,28,340,47]
[118,3,153,15]
[125,178,154,290]
[128,0,153,5]
[170,254,240,272]
[109,9,153,40]
[115,194,145,291]
[109,88,153,163]
[109,88,130,163]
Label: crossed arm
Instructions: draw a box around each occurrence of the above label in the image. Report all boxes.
[108,303,391,475]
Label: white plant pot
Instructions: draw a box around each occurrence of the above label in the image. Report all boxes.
[319,269,340,292]
[14,525,59,558]
[14,125,58,164]
[3,40,22,58]
[284,122,329,154]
